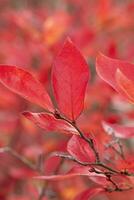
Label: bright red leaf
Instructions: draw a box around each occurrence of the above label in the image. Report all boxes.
[0,65,54,112]
[23,112,78,135]
[52,37,89,121]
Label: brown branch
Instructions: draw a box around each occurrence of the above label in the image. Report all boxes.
[54,111,134,192]
[0,146,36,170]
[54,152,133,192]
[54,111,100,163]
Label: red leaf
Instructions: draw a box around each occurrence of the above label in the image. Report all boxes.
[116,69,134,104]
[67,135,95,163]
[34,166,91,181]
[52,38,89,120]
[23,112,78,135]
[0,65,54,112]
[74,187,104,200]
[96,53,134,92]
[35,165,106,184]
[44,156,61,175]
[102,121,134,138]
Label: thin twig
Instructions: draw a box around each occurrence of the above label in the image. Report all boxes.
[54,111,100,163]
[54,111,134,192]
[0,146,36,170]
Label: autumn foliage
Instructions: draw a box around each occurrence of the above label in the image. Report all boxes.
[0,0,134,200]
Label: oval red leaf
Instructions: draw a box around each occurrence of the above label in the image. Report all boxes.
[52,38,90,120]
[67,135,95,163]
[0,65,54,112]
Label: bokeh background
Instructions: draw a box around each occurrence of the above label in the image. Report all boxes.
[0,0,134,199]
